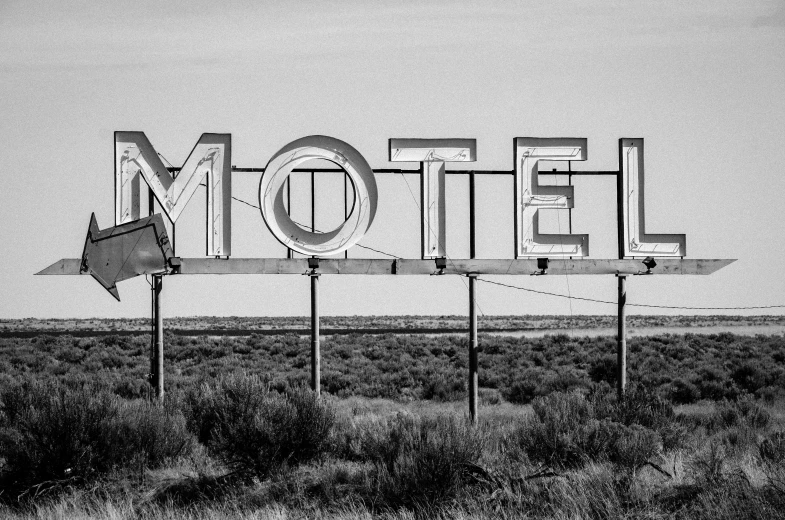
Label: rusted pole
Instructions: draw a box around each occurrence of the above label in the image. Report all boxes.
[617,274,627,399]
[153,274,164,403]
[310,273,321,396]
[468,173,478,424]
[468,274,478,425]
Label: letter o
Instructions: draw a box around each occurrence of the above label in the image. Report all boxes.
[259,135,378,256]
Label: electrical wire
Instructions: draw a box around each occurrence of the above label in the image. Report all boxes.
[476,278,785,311]
[230,195,400,259]
[219,180,781,313]
[398,171,486,317]
[157,152,175,170]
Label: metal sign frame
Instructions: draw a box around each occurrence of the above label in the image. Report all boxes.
[37,132,736,422]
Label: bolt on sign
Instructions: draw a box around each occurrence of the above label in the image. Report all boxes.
[38,132,732,300]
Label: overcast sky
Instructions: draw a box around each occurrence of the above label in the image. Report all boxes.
[1,0,784,319]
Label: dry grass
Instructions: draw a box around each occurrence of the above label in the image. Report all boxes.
[2,386,785,519]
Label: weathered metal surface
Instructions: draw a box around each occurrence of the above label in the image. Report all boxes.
[260,136,378,257]
[515,138,589,258]
[311,274,320,397]
[617,275,627,399]
[388,139,477,162]
[35,259,83,275]
[395,258,735,276]
[72,213,172,300]
[153,275,164,401]
[37,257,735,276]
[390,139,477,259]
[468,275,478,425]
[619,139,686,257]
[116,132,232,256]
[177,258,397,274]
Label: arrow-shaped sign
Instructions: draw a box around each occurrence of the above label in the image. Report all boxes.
[79,213,173,301]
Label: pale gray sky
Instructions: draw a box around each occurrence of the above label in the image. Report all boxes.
[1,0,783,318]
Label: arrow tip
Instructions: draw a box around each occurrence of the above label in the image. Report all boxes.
[107,284,120,301]
[88,212,99,238]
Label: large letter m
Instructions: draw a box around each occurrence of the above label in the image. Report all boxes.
[115,132,232,256]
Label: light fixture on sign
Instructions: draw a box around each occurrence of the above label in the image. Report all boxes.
[259,135,378,256]
[642,256,657,274]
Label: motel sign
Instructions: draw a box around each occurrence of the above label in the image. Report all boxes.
[38,131,733,421]
[113,133,685,260]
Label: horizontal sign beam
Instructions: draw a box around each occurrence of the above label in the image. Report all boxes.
[38,258,735,276]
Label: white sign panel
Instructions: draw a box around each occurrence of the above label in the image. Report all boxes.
[515,137,589,258]
[620,138,686,258]
[109,132,688,262]
[259,135,378,257]
[115,132,232,256]
[389,139,476,258]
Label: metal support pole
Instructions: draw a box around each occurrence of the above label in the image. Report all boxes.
[468,172,478,425]
[468,274,478,425]
[419,164,425,257]
[311,171,316,233]
[310,273,321,397]
[614,143,627,400]
[153,274,164,402]
[469,172,476,259]
[568,162,573,235]
[286,177,292,259]
[616,140,625,260]
[617,275,627,399]
[344,173,349,259]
